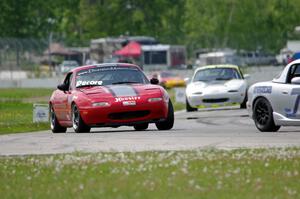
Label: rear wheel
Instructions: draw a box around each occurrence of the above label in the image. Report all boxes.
[253,98,280,132]
[72,104,91,133]
[133,123,149,131]
[156,100,174,130]
[186,98,198,112]
[50,105,67,133]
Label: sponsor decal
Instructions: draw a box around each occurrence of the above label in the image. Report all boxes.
[285,88,300,118]
[77,66,137,76]
[76,80,102,87]
[122,101,136,106]
[89,67,137,72]
[254,86,272,94]
[115,96,141,102]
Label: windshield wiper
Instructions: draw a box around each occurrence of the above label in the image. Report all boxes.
[112,81,140,84]
[216,77,232,80]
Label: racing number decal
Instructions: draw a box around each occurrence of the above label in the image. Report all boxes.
[254,86,272,94]
[285,88,300,118]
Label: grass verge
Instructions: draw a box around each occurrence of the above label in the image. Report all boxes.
[0,88,53,134]
[0,102,50,135]
[167,88,186,111]
[0,148,299,198]
[0,88,53,102]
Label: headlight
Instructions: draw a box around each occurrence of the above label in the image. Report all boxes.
[92,102,110,107]
[192,92,202,95]
[148,97,163,102]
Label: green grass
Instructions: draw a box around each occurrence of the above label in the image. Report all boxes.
[1,148,300,199]
[0,88,54,102]
[0,102,50,134]
[167,88,186,111]
[0,88,53,134]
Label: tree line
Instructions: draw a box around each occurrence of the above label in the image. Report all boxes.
[1,0,300,55]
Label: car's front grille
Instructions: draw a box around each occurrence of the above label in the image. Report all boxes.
[202,98,228,103]
[108,110,150,120]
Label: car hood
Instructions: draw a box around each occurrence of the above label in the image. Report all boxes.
[79,84,162,98]
[187,79,246,93]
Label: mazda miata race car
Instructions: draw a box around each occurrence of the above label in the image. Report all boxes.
[49,63,174,133]
[151,71,186,88]
[247,59,300,132]
[185,65,248,112]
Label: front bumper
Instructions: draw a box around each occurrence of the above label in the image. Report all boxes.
[79,100,168,126]
[187,92,245,107]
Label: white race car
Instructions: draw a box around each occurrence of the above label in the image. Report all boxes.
[185,65,248,112]
[247,59,300,132]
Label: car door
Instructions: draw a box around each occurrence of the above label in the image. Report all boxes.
[271,64,300,118]
[55,72,73,121]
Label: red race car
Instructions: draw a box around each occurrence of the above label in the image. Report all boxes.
[49,63,174,133]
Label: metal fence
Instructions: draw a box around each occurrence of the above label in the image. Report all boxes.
[0,38,48,71]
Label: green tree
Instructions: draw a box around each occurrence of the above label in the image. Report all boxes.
[184,0,300,53]
[78,0,185,44]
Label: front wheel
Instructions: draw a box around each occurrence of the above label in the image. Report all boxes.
[186,98,198,112]
[72,104,91,133]
[253,98,280,132]
[156,100,174,130]
[50,105,67,133]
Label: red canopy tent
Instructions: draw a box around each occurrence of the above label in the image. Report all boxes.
[114,41,141,57]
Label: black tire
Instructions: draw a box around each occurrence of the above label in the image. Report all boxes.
[156,100,174,130]
[133,123,149,131]
[50,105,67,133]
[72,104,91,133]
[253,98,280,132]
[186,98,198,112]
[240,93,247,109]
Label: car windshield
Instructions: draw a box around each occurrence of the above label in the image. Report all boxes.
[193,68,241,82]
[75,66,149,87]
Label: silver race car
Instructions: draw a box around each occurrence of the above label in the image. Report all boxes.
[185,65,248,112]
[247,59,300,132]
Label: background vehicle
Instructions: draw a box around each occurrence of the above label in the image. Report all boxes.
[59,60,79,74]
[185,65,248,112]
[291,52,300,62]
[248,59,300,132]
[141,45,186,70]
[152,71,185,89]
[239,51,277,66]
[196,49,242,66]
[49,63,174,133]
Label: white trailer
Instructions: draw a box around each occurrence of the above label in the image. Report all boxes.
[141,45,186,70]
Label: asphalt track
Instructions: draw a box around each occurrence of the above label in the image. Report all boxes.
[1,106,300,156]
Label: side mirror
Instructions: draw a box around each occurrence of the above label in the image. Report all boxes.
[57,83,69,91]
[291,77,300,84]
[150,78,159,85]
[244,74,250,79]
